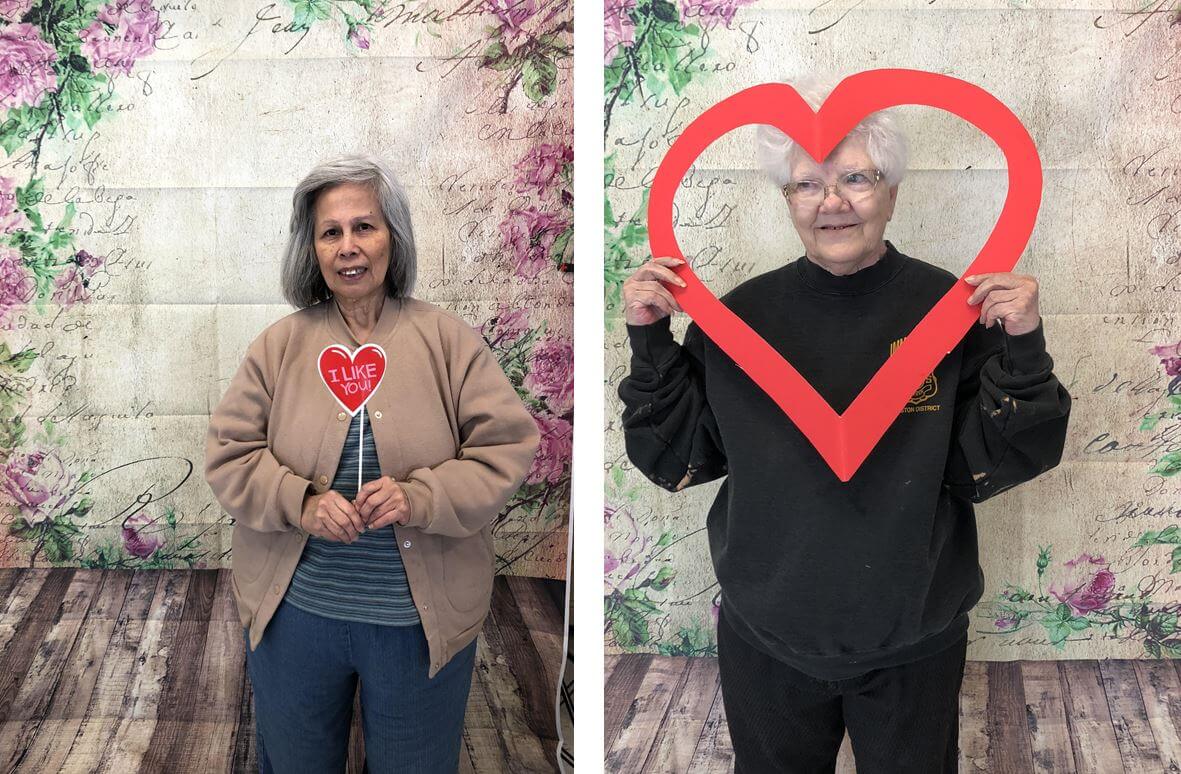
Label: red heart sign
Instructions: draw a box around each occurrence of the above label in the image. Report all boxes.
[647,70,1042,481]
[317,344,387,415]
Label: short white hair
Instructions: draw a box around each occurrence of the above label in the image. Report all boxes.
[755,73,909,188]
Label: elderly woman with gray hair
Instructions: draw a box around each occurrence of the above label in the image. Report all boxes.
[204,154,539,773]
[619,76,1071,772]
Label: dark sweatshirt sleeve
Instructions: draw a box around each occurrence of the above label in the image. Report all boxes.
[944,319,1072,503]
[618,317,727,492]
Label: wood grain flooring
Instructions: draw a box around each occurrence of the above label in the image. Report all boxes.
[0,568,564,774]
[605,653,1181,773]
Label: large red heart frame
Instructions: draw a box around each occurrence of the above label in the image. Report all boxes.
[647,69,1043,482]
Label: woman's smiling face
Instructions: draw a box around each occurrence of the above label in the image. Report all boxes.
[313,181,391,302]
[787,136,899,275]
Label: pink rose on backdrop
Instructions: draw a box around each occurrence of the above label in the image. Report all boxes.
[526,410,571,485]
[51,250,105,306]
[679,0,755,29]
[1,447,74,526]
[604,0,636,64]
[525,334,573,415]
[514,143,572,198]
[484,0,563,53]
[122,510,165,558]
[0,175,29,235]
[0,0,33,23]
[1049,553,1117,616]
[0,23,57,112]
[79,0,162,75]
[0,246,34,325]
[604,504,653,592]
[52,266,89,306]
[479,304,530,347]
[499,207,570,279]
[1151,343,1180,377]
[75,248,104,273]
[348,23,371,49]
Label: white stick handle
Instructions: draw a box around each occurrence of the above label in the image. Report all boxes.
[358,408,364,495]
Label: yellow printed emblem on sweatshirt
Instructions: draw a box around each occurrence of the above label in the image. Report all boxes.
[891,338,941,413]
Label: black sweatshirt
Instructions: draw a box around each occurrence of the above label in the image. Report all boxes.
[619,241,1072,679]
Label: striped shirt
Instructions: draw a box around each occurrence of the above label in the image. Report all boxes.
[286,406,421,626]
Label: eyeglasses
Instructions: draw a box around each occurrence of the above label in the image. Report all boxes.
[781,168,883,208]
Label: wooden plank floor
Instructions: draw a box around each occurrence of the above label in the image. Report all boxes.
[0,568,564,774]
[606,653,1181,773]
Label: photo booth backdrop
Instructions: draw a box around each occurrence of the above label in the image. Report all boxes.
[604,0,1181,660]
[1,0,572,580]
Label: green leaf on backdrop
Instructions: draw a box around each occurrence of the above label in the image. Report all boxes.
[42,530,75,563]
[1141,414,1163,431]
[15,177,45,232]
[289,0,332,29]
[1136,525,1181,547]
[612,609,648,648]
[536,32,570,56]
[481,40,517,70]
[6,347,39,373]
[550,225,572,264]
[607,589,663,647]
[1152,451,1181,478]
[651,0,679,22]
[656,624,715,657]
[0,104,48,157]
[522,55,557,103]
[58,70,107,131]
[648,565,676,591]
[622,587,663,614]
[1154,612,1178,638]
[0,414,25,449]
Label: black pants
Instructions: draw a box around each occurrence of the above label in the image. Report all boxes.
[718,609,967,774]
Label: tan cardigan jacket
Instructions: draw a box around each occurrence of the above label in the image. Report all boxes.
[204,297,540,677]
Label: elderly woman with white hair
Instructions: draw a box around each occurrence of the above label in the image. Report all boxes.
[619,77,1071,772]
[204,154,539,773]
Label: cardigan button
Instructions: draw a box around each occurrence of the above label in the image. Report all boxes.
[403,540,412,549]
[337,411,346,421]
[374,410,383,419]
[319,475,328,485]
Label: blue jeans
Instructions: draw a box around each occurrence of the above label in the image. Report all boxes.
[243,597,477,774]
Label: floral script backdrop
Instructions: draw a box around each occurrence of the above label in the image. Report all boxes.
[0,0,571,579]
[603,0,1181,659]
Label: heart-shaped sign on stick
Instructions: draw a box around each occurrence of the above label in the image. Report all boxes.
[647,69,1043,482]
[319,343,387,495]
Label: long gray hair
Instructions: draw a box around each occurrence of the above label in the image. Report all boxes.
[280,154,417,308]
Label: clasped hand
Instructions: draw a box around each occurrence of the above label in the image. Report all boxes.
[299,477,410,543]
